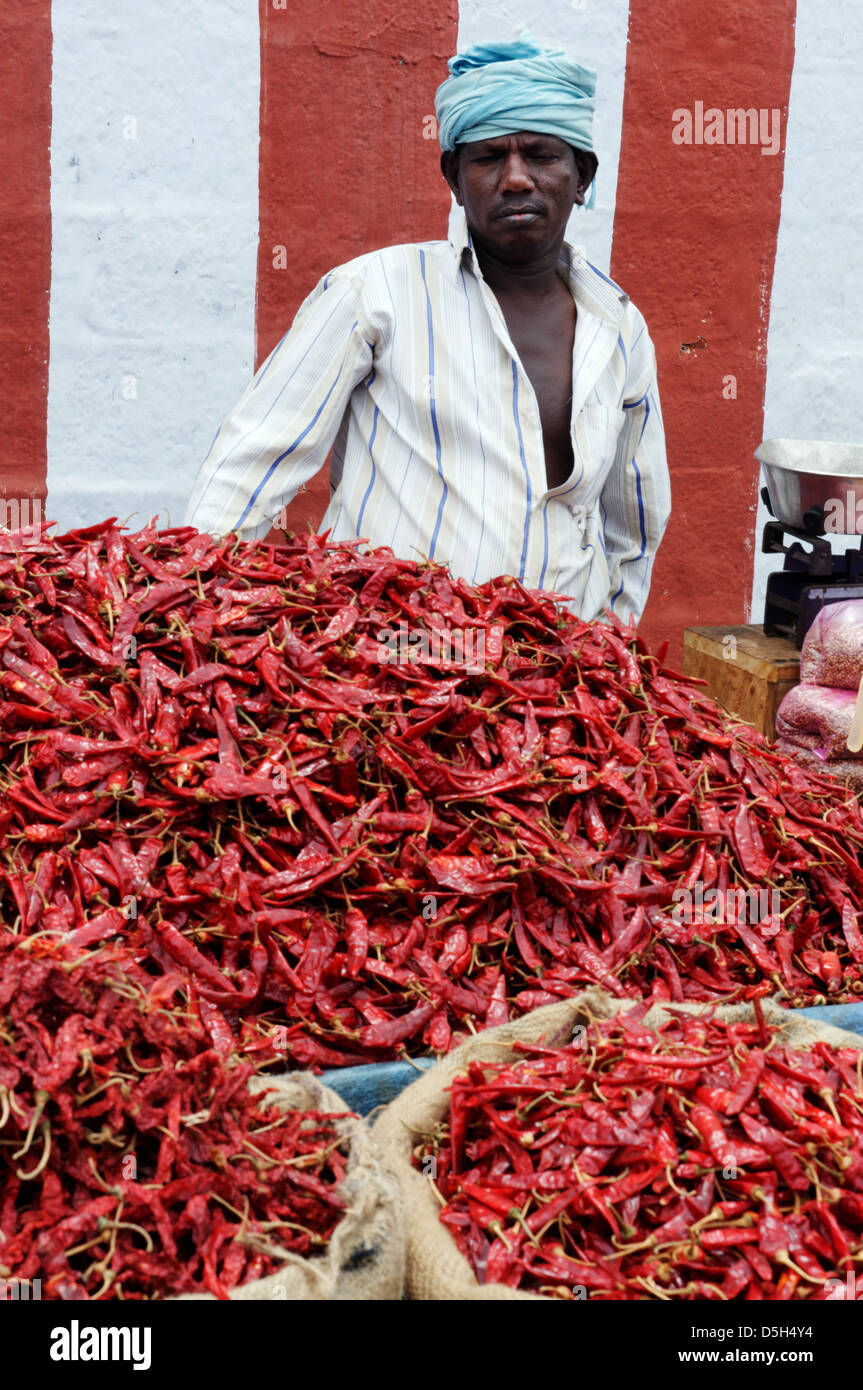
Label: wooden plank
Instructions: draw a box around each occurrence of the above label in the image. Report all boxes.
[682,624,800,738]
[684,625,800,682]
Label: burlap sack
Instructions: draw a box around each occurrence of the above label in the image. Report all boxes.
[178,1071,405,1301]
[373,988,863,1301]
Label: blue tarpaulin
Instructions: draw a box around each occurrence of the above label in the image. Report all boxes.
[794,1002,863,1035]
[320,1058,436,1116]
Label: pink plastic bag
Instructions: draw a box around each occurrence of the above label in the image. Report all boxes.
[774,682,863,760]
[776,740,863,793]
[800,599,863,688]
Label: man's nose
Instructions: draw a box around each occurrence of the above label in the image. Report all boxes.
[498,153,535,191]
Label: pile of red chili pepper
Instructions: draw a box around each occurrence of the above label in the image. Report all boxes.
[0,934,349,1299]
[417,1007,863,1299]
[0,518,862,1068]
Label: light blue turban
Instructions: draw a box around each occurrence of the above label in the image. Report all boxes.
[435,32,598,209]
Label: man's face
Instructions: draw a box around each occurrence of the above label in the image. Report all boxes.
[441,132,594,263]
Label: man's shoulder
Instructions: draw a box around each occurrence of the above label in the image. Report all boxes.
[321,239,453,288]
[569,249,650,334]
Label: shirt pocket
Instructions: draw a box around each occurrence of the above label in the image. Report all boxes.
[570,404,627,503]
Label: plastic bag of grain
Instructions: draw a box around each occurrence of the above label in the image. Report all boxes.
[775,739,863,794]
[178,1072,405,1301]
[774,681,862,759]
[374,988,863,1301]
[800,599,863,687]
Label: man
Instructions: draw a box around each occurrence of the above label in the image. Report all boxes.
[185,33,670,624]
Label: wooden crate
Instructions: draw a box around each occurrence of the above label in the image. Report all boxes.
[681,625,800,738]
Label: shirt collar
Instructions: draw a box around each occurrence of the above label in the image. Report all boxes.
[446,198,628,325]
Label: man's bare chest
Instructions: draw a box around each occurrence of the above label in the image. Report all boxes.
[497,292,577,489]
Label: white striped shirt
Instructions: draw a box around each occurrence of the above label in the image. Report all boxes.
[185,205,671,623]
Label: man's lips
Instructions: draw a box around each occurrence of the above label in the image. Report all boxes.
[495,205,544,222]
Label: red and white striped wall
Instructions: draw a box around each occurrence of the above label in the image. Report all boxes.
[4,0,860,660]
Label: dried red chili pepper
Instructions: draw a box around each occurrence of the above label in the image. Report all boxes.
[1,516,863,1084]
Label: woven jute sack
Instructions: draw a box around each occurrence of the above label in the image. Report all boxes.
[178,1072,405,1301]
[373,987,863,1302]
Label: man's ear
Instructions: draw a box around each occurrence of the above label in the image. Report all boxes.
[573,149,599,204]
[440,149,462,205]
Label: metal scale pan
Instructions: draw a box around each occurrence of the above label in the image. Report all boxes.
[757,438,863,533]
[757,439,863,646]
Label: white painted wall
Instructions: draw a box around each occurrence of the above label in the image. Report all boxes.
[455,0,630,276]
[751,0,863,618]
[47,0,260,532]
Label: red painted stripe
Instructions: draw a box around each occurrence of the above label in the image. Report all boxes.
[0,1,52,509]
[256,0,458,535]
[610,0,796,661]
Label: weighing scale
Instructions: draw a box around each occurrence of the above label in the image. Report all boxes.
[758,438,863,647]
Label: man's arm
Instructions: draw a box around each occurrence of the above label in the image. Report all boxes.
[599,310,671,624]
[185,270,375,540]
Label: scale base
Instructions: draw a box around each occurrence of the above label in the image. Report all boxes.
[761,520,863,647]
